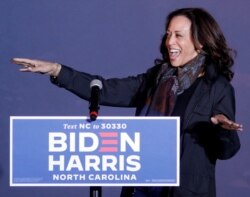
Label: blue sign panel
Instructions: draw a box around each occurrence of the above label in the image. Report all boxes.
[10,116,180,186]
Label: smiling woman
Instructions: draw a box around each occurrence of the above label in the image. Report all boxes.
[12,7,242,197]
[159,7,235,81]
[165,15,200,67]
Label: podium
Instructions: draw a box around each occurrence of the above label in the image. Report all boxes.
[10,116,180,196]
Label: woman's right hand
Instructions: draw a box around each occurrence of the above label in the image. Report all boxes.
[12,58,62,77]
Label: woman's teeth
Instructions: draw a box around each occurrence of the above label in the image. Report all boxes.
[169,49,180,58]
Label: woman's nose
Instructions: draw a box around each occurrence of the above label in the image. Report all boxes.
[166,34,176,46]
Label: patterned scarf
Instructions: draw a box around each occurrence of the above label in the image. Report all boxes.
[141,53,205,116]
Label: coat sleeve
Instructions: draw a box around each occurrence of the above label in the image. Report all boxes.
[50,65,146,107]
[212,79,241,160]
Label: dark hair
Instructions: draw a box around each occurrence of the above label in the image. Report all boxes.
[158,8,235,81]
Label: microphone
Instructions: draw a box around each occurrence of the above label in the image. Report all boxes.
[89,79,103,121]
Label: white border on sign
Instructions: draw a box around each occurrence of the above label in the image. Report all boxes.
[10,116,180,187]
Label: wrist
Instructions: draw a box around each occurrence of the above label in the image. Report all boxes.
[51,63,62,77]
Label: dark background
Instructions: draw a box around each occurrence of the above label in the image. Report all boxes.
[0,0,249,196]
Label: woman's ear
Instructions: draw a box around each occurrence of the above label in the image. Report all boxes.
[196,43,203,53]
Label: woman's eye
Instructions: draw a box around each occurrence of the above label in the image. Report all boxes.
[166,33,170,38]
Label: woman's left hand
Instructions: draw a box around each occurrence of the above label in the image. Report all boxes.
[211,114,243,131]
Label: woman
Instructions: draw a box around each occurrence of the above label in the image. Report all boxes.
[13,7,242,197]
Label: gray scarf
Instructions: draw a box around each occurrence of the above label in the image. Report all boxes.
[141,53,206,116]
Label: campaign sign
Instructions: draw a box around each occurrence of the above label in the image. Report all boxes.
[10,116,180,187]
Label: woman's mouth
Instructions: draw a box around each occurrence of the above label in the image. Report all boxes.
[169,49,181,60]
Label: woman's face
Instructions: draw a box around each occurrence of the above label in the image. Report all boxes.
[166,15,199,67]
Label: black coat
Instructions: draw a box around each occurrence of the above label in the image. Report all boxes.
[52,62,240,197]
